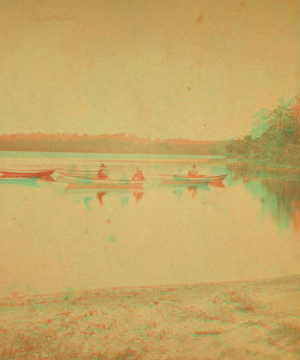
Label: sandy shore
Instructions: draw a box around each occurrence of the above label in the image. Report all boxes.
[0,275,299,359]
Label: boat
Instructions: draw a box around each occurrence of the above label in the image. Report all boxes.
[56,173,226,189]
[56,174,145,190]
[208,174,227,183]
[159,174,227,185]
[0,169,55,179]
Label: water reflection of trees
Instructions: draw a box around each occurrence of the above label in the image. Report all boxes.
[225,164,300,232]
[247,180,300,232]
[226,162,298,180]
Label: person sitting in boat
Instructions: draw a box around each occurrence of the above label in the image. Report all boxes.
[97,163,109,180]
[132,167,145,181]
[188,165,199,178]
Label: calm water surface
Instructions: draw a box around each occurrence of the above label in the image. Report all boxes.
[0,152,299,297]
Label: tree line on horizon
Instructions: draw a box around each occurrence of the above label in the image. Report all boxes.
[226,96,300,166]
[0,132,227,155]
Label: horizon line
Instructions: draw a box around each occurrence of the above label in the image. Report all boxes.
[0,132,235,142]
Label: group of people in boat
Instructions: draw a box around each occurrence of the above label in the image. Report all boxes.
[97,163,145,181]
[97,163,199,181]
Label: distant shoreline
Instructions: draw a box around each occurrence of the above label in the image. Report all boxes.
[0,134,228,156]
[0,150,226,162]
[2,150,300,172]
[225,157,300,173]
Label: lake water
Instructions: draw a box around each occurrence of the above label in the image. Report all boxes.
[0,151,299,298]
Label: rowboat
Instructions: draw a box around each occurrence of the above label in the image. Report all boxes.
[207,174,227,183]
[56,174,145,190]
[159,174,227,185]
[0,169,55,179]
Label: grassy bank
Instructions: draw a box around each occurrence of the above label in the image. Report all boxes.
[0,275,299,359]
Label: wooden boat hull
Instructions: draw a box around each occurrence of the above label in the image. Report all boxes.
[0,169,55,179]
[208,175,227,183]
[56,174,226,189]
[57,175,144,190]
[65,183,144,190]
[159,174,227,185]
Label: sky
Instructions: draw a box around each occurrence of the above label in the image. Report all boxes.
[0,0,299,140]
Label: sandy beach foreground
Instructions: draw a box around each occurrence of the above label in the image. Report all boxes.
[0,275,299,360]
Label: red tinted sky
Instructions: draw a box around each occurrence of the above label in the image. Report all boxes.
[0,0,299,140]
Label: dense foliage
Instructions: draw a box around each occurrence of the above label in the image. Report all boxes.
[227,96,300,166]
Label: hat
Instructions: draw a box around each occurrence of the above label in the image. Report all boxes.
[100,163,106,168]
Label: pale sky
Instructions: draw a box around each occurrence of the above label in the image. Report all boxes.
[0,0,299,140]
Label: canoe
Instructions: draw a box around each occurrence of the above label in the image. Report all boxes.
[64,185,140,194]
[56,174,145,190]
[159,174,227,185]
[0,169,55,179]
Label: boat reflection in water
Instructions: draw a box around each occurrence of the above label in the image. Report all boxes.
[97,192,106,206]
[96,191,144,207]
[189,180,227,196]
[209,180,226,188]
[96,190,144,206]
[62,177,226,207]
[63,185,145,208]
[39,175,56,182]
[187,185,210,197]
[0,178,41,188]
[132,191,144,203]
[75,167,300,232]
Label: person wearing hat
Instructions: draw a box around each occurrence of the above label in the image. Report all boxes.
[188,165,199,178]
[132,166,145,181]
[97,163,109,180]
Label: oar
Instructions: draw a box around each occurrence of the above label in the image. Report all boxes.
[158,173,174,177]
